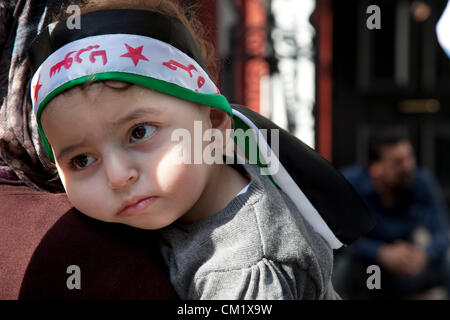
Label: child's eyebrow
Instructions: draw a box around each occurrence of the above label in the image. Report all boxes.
[111,107,162,126]
[56,139,88,160]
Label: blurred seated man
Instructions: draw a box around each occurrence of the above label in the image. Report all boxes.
[337,130,450,299]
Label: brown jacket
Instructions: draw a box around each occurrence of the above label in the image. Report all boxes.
[0,183,177,299]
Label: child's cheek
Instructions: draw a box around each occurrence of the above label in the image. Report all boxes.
[155,145,207,208]
[65,181,111,222]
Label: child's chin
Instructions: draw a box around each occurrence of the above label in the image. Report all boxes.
[121,213,177,230]
[126,221,172,231]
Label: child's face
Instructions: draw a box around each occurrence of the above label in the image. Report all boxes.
[41,82,224,229]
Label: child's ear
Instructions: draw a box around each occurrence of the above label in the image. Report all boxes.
[209,107,231,132]
[208,107,233,153]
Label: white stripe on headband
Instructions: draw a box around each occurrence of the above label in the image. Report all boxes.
[30,33,220,115]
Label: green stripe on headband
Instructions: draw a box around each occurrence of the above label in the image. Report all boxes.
[231,115,280,190]
[36,72,233,161]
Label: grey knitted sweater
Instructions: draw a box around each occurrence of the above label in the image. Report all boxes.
[159,161,340,300]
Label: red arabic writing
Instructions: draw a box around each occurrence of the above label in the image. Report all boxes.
[162,59,211,92]
[49,44,107,78]
[75,45,99,63]
[50,51,75,78]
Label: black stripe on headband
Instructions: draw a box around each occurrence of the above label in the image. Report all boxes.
[28,9,209,76]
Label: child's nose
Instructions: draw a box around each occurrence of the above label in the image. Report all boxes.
[103,151,139,190]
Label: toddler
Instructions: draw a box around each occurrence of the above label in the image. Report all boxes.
[30,0,343,299]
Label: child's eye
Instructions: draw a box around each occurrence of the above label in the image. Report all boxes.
[130,124,157,142]
[71,154,96,169]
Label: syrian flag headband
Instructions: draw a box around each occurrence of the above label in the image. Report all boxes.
[29,9,231,161]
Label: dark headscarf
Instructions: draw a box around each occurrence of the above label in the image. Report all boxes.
[0,0,83,192]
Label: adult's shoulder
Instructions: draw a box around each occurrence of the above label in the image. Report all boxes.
[340,164,368,182]
[0,183,177,299]
[412,168,444,199]
[0,183,71,299]
[414,167,437,184]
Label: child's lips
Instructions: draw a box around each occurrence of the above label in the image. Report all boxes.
[116,196,158,217]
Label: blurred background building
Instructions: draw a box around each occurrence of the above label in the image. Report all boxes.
[188,0,450,206]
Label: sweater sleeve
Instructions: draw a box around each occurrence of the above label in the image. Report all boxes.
[190,257,341,300]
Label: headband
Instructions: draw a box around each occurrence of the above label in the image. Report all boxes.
[29,9,231,160]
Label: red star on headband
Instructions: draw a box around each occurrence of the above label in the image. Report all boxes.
[120,43,149,67]
[33,75,42,102]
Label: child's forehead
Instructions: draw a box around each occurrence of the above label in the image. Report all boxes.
[48,82,149,108]
[45,82,203,119]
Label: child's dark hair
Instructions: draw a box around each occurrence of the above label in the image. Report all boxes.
[50,0,220,83]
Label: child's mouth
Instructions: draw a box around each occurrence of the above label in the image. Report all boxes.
[117,196,158,217]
